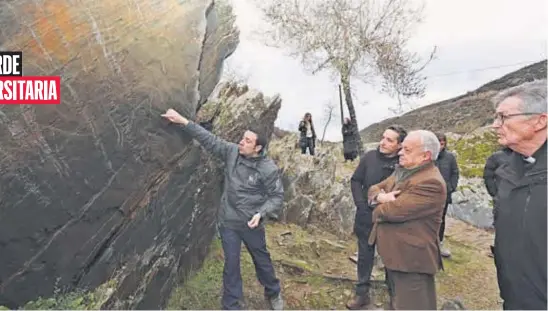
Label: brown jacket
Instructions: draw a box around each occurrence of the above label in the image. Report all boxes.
[367,162,446,275]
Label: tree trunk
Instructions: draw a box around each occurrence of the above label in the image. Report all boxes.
[340,74,364,156]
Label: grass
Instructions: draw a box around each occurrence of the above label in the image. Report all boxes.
[167,221,501,310]
[2,280,117,310]
[167,223,361,310]
[437,238,501,310]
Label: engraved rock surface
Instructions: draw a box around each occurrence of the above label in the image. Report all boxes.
[0,0,276,309]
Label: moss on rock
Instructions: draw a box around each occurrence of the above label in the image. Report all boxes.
[448,129,500,178]
[19,280,117,310]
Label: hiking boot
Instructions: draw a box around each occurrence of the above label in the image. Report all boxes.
[346,294,370,310]
[440,242,451,258]
[267,293,284,310]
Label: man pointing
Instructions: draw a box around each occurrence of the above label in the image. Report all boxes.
[162,108,284,310]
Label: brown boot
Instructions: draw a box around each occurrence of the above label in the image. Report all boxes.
[346,294,370,310]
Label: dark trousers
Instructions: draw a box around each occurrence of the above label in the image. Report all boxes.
[344,152,357,161]
[301,137,315,155]
[386,269,437,310]
[219,225,281,310]
[355,233,392,297]
[439,201,449,242]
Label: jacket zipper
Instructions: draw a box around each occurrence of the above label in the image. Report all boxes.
[519,170,544,260]
[519,170,543,228]
[521,186,532,231]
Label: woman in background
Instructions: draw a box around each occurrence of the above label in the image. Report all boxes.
[298,113,316,155]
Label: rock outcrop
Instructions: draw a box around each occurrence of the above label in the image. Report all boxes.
[0,1,282,309]
[446,127,500,229]
[269,137,356,237]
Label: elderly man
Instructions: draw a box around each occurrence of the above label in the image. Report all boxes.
[367,130,446,310]
[490,79,547,310]
[347,125,407,309]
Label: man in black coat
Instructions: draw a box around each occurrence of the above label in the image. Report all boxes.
[483,147,512,224]
[342,117,359,161]
[346,125,407,310]
[490,79,547,310]
[434,133,459,258]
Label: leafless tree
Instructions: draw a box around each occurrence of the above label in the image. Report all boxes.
[320,101,337,143]
[254,0,436,155]
[382,45,437,115]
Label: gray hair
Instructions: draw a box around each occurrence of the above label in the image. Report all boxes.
[409,130,441,161]
[492,79,547,114]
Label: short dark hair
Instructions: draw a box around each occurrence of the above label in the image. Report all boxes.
[387,124,408,143]
[248,127,269,154]
[436,132,447,142]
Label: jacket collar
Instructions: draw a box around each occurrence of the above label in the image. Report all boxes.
[375,147,399,162]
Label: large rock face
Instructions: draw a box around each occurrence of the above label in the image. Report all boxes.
[0,0,277,309]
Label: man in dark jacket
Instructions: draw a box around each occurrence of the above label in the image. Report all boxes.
[161,108,285,310]
[346,125,407,310]
[342,117,358,161]
[483,147,512,223]
[434,133,459,258]
[490,79,546,310]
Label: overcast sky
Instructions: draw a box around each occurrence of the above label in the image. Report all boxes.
[221,0,547,142]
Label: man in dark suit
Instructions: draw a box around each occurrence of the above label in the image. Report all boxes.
[434,133,459,258]
[368,130,447,310]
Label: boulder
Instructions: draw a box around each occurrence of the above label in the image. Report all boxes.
[0,0,282,309]
[269,137,356,237]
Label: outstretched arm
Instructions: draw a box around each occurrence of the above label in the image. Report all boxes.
[161,108,235,162]
[183,121,235,161]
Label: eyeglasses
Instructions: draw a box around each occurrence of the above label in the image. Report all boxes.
[493,112,540,125]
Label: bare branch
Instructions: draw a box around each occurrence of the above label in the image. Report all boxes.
[320,101,337,143]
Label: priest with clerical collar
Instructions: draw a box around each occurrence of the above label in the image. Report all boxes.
[490,79,547,311]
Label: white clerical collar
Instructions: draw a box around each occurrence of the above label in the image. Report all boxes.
[523,156,536,164]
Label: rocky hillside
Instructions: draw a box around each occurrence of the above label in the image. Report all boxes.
[360,60,547,143]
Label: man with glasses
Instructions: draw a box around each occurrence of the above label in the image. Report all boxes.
[490,79,547,310]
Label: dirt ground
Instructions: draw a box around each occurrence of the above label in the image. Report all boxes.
[168,217,501,310]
